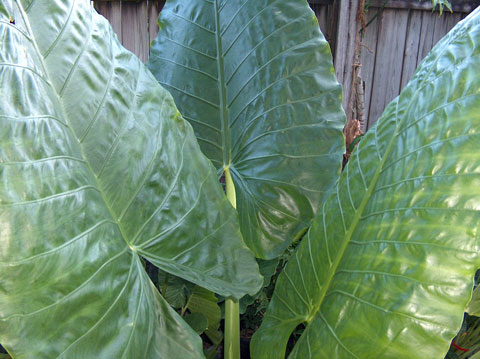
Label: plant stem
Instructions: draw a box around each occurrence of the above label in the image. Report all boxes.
[224,167,240,359]
[181,291,193,318]
[224,167,236,209]
[225,298,240,359]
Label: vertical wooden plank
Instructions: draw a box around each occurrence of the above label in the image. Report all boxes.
[94,1,109,19]
[368,8,408,127]
[446,12,462,33]
[121,3,136,56]
[359,8,379,130]
[416,10,436,66]
[432,10,449,45]
[137,1,149,62]
[121,2,149,62]
[326,1,340,58]
[388,9,409,103]
[110,1,123,42]
[94,1,123,42]
[400,9,422,90]
[313,5,329,35]
[334,0,360,113]
[148,0,165,47]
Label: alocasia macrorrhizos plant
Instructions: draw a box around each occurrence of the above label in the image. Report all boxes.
[147,0,346,260]
[0,0,262,358]
[252,8,480,359]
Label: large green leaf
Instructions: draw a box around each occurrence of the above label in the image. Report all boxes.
[147,0,345,259]
[252,9,480,359]
[0,0,262,357]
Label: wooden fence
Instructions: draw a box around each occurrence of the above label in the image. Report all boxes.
[354,1,476,129]
[93,0,480,129]
[93,1,334,62]
[93,1,165,62]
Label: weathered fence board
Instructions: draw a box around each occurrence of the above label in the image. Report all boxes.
[349,3,478,129]
[400,10,423,90]
[334,0,360,113]
[359,10,379,127]
[148,1,164,41]
[368,9,409,127]
[368,0,478,12]
[310,1,338,58]
[95,1,122,40]
[94,0,165,62]
[94,1,335,63]
[122,2,148,62]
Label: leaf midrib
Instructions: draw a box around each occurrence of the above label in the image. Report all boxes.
[214,0,231,168]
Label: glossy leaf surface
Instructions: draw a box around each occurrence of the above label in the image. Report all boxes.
[0,0,262,357]
[147,0,345,259]
[252,9,480,359]
[184,313,209,334]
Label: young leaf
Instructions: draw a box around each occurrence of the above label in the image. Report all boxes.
[158,270,196,309]
[187,286,223,343]
[252,9,480,359]
[0,0,262,357]
[147,0,346,259]
[184,313,209,335]
[430,0,452,15]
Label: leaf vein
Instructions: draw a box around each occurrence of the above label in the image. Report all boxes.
[151,55,218,81]
[43,0,77,58]
[317,312,361,359]
[170,12,215,33]
[156,34,217,60]
[158,81,220,109]
[0,185,99,207]
[326,289,445,328]
[55,255,135,359]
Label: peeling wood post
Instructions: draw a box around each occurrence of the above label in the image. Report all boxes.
[334,0,360,120]
[346,0,365,125]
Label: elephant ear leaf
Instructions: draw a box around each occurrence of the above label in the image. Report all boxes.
[147,0,346,259]
[0,0,262,358]
[252,9,480,359]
